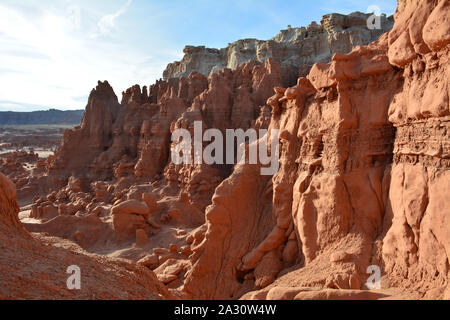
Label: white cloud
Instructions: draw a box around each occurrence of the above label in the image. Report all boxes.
[67,5,81,31]
[93,0,132,38]
[0,1,179,111]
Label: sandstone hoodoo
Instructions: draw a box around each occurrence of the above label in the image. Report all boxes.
[1,1,449,301]
[0,172,172,299]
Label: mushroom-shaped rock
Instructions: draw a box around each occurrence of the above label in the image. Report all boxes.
[296,77,316,96]
[266,92,284,114]
[308,62,336,90]
[284,86,298,100]
[283,78,316,100]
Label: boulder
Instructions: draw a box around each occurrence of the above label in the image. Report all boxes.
[266,287,319,300]
[294,289,378,300]
[112,213,146,236]
[111,200,150,218]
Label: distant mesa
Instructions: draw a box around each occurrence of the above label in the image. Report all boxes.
[0,109,85,125]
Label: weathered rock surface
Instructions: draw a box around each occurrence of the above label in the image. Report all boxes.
[293,288,378,300]
[184,32,402,299]
[0,173,172,299]
[163,12,393,86]
[382,0,450,299]
[180,0,449,300]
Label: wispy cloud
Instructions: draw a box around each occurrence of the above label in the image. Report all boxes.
[0,0,179,111]
[92,0,132,38]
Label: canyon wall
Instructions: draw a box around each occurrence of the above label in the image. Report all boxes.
[382,0,450,298]
[183,0,449,299]
[45,58,281,192]
[184,33,403,299]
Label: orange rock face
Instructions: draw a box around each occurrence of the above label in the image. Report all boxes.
[382,0,450,299]
[2,1,448,300]
[182,0,449,299]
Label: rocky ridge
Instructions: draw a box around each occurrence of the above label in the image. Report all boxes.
[163,12,394,86]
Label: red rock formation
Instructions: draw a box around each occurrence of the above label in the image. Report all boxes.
[183,34,402,299]
[16,57,287,300]
[0,172,172,299]
[5,0,449,300]
[382,0,450,299]
[47,81,121,181]
[0,173,24,234]
[180,0,449,300]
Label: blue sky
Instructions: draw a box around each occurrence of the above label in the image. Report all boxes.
[0,0,397,111]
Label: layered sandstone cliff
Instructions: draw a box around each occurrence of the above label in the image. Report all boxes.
[382,0,450,298]
[184,33,403,299]
[163,12,393,86]
[181,0,449,299]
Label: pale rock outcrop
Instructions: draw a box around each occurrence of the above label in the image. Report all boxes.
[163,12,393,87]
